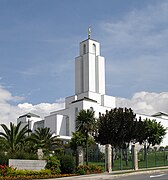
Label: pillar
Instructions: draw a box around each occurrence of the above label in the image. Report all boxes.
[132,144,138,170]
[105,144,112,173]
[77,146,84,166]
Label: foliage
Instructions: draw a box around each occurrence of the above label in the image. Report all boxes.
[95,108,167,149]
[95,108,136,148]
[70,131,86,151]
[70,131,94,151]
[0,152,8,165]
[59,154,75,174]
[76,165,103,175]
[137,118,167,147]
[0,122,30,155]
[29,127,59,154]
[0,164,76,179]
[10,151,38,160]
[0,164,14,177]
[45,156,61,174]
[54,148,65,157]
[76,109,96,165]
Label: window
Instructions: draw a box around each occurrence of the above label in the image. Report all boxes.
[66,116,69,136]
[83,44,86,54]
[75,107,78,130]
[90,107,94,111]
[93,44,96,54]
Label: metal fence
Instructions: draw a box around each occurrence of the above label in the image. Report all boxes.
[138,147,168,168]
[85,145,168,171]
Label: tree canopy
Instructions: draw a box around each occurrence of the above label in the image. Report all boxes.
[29,127,59,153]
[95,108,167,148]
[0,122,30,154]
[95,107,136,148]
[137,118,167,147]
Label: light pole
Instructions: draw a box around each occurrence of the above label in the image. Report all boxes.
[27,115,31,136]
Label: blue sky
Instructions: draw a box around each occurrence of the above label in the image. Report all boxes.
[1,0,168,125]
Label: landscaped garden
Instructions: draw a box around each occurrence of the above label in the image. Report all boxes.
[0,120,103,179]
[0,108,167,179]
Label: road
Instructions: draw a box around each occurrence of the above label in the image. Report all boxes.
[112,170,168,180]
[40,169,168,180]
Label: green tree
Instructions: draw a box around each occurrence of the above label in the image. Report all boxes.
[95,108,136,148]
[138,118,167,147]
[70,131,94,166]
[76,109,96,165]
[29,127,59,154]
[70,131,86,152]
[95,108,137,166]
[0,122,29,155]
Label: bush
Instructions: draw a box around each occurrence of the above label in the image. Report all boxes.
[45,156,61,174]
[76,165,103,175]
[60,154,75,174]
[0,152,8,165]
[11,152,38,160]
[0,165,15,177]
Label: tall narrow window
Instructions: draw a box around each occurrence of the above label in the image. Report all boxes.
[93,44,96,54]
[66,116,69,136]
[75,107,78,130]
[83,44,86,54]
[90,107,94,111]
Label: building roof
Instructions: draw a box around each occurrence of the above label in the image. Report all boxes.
[19,112,40,118]
[71,97,97,104]
[151,112,168,117]
[80,38,99,44]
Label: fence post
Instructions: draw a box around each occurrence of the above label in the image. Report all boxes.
[105,144,112,173]
[120,149,122,170]
[132,144,138,170]
[77,146,84,166]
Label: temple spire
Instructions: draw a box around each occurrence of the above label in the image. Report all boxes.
[88,26,91,39]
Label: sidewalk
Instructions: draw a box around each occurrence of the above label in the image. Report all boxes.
[39,167,168,180]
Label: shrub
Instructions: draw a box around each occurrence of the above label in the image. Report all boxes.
[10,152,38,160]
[0,152,8,165]
[0,165,15,177]
[60,154,75,174]
[45,156,61,174]
[76,164,103,175]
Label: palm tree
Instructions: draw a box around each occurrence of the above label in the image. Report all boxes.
[76,109,96,165]
[29,127,59,154]
[0,122,29,155]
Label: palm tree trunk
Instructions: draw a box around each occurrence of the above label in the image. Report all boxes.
[86,135,89,165]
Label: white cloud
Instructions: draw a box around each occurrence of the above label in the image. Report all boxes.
[17,101,64,119]
[117,91,168,115]
[0,86,64,129]
[0,86,168,131]
[101,1,168,53]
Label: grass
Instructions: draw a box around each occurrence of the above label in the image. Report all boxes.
[87,150,168,171]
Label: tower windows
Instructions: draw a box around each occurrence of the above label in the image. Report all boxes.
[83,44,86,54]
[93,44,96,54]
[90,107,94,111]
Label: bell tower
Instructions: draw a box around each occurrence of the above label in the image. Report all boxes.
[75,28,105,96]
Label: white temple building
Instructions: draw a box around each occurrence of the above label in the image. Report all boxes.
[17,33,168,146]
[18,35,116,140]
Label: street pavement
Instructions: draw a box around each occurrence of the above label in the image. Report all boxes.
[39,168,168,180]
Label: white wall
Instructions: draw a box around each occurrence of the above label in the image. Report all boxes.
[9,159,46,170]
[17,116,42,131]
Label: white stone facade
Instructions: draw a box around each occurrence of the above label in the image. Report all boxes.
[17,113,43,132]
[43,38,116,139]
